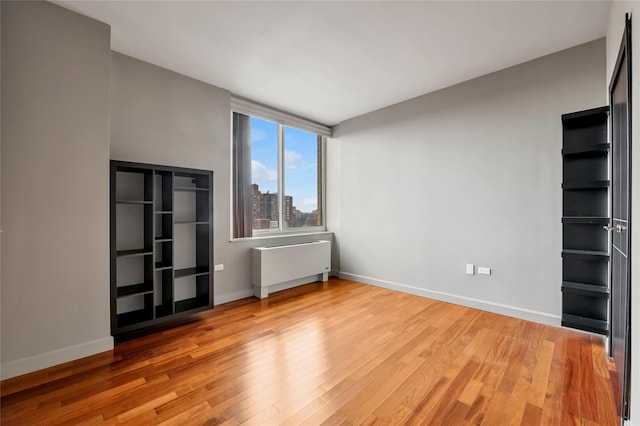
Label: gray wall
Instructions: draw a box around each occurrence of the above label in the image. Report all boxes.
[606,3,639,423]
[110,53,333,306]
[328,39,606,325]
[1,1,112,378]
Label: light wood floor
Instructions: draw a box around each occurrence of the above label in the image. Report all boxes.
[1,278,620,425]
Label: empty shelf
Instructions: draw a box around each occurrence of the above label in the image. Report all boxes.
[117,282,153,298]
[561,143,610,157]
[175,266,209,278]
[562,180,610,190]
[562,216,610,225]
[116,248,153,257]
[174,186,209,192]
[562,249,609,260]
[561,314,608,335]
[561,281,609,297]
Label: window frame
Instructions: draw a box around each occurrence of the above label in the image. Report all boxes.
[231,97,330,239]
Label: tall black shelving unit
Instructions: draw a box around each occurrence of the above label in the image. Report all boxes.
[110,160,214,339]
[561,106,610,335]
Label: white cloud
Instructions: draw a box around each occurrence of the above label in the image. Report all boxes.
[300,197,317,211]
[251,160,276,182]
[285,150,302,169]
[251,128,268,143]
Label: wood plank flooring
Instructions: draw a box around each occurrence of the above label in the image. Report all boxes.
[0,278,619,425]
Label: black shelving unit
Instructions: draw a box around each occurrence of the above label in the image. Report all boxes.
[561,106,610,335]
[110,160,214,338]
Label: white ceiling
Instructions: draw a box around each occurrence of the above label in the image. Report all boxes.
[57,1,611,126]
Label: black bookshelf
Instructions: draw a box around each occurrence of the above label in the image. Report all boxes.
[561,106,610,335]
[110,160,214,338]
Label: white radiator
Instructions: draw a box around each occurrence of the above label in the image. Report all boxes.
[251,240,331,298]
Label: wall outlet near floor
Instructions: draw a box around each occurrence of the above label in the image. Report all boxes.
[214,264,224,271]
[478,267,491,275]
[466,264,475,275]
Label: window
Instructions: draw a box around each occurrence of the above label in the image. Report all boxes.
[232,105,327,238]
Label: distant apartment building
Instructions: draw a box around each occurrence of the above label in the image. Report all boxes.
[251,183,318,229]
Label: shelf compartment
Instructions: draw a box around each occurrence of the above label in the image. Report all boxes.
[116,202,154,254]
[562,292,607,324]
[117,282,153,298]
[174,296,210,314]
[117,293,153,328]
[561,313,608,335]
[116,255,154,291]
[563,223,608,252]
[561,249,609,260]
[154,170,173,212]
[563,188,608,217]
[563,156,608,182]
[155,262,172,270]
[155,212,173,242]
[562,180,610,190]
[561,281,609,297]
[174,272,210,314]
[155,269,173,318]
[562,143,610,157]
[174,173,210,191]
[115,169,153,202]
[562,216,610,225]
[156,304,173,318]
[561,107,608,155]
[563,258,608,287]
[117,308,153,329]
[155,240,173,271]
[116,248,153,257]
[175,266,210,278]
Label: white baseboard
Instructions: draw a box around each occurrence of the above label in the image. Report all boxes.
[1,336,114,380]
[215,288,255,305]
[338,271,561,327]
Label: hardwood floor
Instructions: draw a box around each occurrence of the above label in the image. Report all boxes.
[1,278,619,425]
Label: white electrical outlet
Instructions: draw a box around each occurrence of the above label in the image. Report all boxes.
[466,264,475,275]
[214,264,224,271]
[478,267,491,275]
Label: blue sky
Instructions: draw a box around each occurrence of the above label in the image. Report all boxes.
[251,116,318,212]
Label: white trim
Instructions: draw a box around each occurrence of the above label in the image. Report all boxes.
[0,337,114,380]
[277,122,285,230]
[231,96,332,137]
[215,289,255,305]
[231,230,332,243]
[338,271,561,327]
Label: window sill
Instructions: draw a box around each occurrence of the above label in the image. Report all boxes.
[230,229,332,243]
